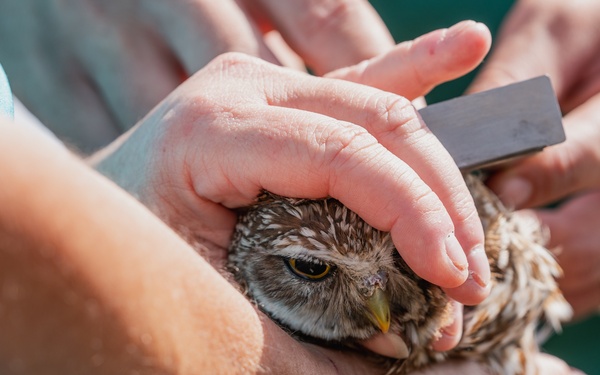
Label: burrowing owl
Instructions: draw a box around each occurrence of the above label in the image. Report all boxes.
[228,175,572,374]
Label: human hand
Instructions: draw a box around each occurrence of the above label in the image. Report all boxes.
[89,21,490,354]
[91,48,491,326]
[469,0,600,111]
[536,191,600,319]
[471,0,600,208]
[486,94,600,319]
[467,0,600,320]
[468,0,600,207]
[0,114,581,375]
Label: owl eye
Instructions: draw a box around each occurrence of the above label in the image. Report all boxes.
[285,258,333,281]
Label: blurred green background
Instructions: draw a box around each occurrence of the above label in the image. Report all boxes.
[368,1,600,373]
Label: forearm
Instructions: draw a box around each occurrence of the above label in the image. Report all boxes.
[0,120,265,374]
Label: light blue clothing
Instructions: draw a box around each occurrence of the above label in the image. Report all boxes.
[0,63,14,119]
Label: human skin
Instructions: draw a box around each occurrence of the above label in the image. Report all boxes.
[0,120,372,375]
[90,50,491,307]
[0,118,582,375]
[0,0,500,353]
[1,9,493,352]
[88,40,495,353]
[0,0,494,347]
[469,0,600,318]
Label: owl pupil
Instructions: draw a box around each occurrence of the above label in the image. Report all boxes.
[284,258,332,280]
[296,260,326,275]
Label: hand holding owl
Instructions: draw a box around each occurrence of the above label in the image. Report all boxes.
[0,116,578,375]
[89,24,493,352]
[91,46,491,307]
[0,15,586,374]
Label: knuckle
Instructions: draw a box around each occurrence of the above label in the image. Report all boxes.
[411,185,447,217]
[317,123,380,187]
[544,145,583,193]
[297,0,366,38]
[403,40,430,89]
[452,187,480,224]
[366,93,425,139]
[209,52,259,72]
[321,123,377,167]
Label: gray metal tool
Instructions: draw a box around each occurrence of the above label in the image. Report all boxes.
[419,76,565,172]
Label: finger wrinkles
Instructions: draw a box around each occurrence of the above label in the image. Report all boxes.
[402,39,430,92]
[364,93,425,142]
[320,124,382,186]
[451,190,482,228]
[319,124,434,231]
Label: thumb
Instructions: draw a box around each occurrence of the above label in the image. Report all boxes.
[327,21,491,100]
[488,93,600,208]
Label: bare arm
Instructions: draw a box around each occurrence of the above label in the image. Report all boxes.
[0,119,380,374]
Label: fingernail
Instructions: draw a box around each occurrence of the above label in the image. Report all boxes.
[467,245,490,288]
[448,20,487,37]
[445,232,469,274]
[361,333,410,360]
[473,21,490,33]
[449,20,476,34]
[496,177,532,208]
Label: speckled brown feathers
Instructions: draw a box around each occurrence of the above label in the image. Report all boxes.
[228,175,572,374]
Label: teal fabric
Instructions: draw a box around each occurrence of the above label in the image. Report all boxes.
[0,63,14,119]
[369,2,600,374]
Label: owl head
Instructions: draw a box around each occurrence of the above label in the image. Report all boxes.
[229,192,447,344]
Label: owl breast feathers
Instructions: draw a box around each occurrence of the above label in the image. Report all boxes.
[228,174,572,375]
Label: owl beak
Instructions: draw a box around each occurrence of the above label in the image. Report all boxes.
[366,288,391,333]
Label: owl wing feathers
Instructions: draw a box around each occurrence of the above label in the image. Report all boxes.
[444,175,573,374]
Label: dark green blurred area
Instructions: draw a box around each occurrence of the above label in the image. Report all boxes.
[544,316,600,374]
[369,1,600,374]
